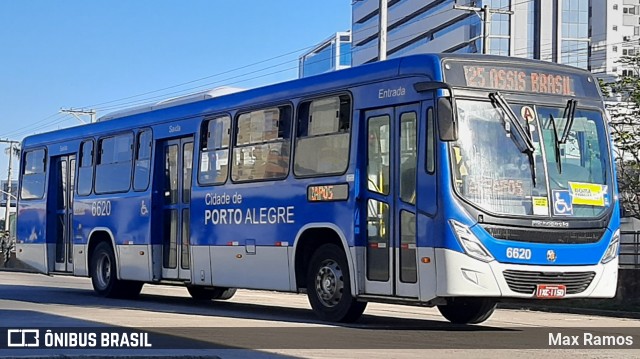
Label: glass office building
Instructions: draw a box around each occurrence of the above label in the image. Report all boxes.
[299,32,352,78]
[350,0,637,77]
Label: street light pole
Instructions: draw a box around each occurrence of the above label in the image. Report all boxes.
[378,0,388,61]
[60,108,97,123]
[453,3,513,55]
[5,147,13,232]
[0,140,19,232]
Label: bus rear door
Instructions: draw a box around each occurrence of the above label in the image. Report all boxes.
[154,136,194,280]
[363,104,421,298]
[47,154,76,273]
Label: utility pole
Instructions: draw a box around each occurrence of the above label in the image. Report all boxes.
[0,139,19,233]
[453,2,513,55]
[60,108,96,123]
[378,0,388,61]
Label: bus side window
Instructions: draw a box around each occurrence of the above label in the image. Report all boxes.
[20,149,47,200]
[199,115,231,185]
[426,107,436,174]
[133,130,152,191]
[77,140,94,196]
[294,95,351,177]
[368,115,390,195]
[232,106,291,182]
[399,112,417,204]
[95,133,134,194]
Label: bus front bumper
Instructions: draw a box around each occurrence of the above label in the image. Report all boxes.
[434,248,618,299]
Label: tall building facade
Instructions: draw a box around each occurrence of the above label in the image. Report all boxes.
[591,0,640,80]
[299,32,352,78]
[351,0,640,78]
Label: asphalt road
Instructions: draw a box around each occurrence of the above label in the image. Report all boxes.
[0,271,639,358]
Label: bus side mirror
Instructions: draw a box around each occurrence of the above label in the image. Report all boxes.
[437,97,458,142]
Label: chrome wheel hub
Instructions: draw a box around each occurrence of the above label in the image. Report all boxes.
[315,259,344,307]
[96,253,111,289]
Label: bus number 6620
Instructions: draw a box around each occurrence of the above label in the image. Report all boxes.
[91,200,112,217]
[506,247,531,260]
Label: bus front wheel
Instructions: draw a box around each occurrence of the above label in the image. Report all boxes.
[187,285,236,300]
[437,297,496,324]
[306,244,367,322]
[90,242,143,299]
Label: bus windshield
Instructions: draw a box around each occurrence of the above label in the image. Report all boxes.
[451,99,611,218]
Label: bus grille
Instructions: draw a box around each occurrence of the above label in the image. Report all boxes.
[502,270,596,295]
[482,225,605,244]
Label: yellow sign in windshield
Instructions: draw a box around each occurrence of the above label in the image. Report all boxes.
[569,182,605,207]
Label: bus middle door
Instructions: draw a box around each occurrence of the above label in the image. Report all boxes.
[155,136,193,281]
[48,154,76,273]
[363,104,420,298]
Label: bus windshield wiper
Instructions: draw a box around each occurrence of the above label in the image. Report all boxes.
[489,92,537,186]
[549,114,562,174]
[560,99,577,144]
[489,92,535,154]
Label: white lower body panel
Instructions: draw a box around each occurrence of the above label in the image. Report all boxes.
[74,244,88,276]
[210,246,291,291]
[15,243,48,274]
[435,248,618,298]
[116,244,153,282]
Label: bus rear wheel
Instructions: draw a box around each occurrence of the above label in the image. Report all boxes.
[437,297,496,324]
[90,242,143,299]
[306,244,366,323]
[187,285,236,300]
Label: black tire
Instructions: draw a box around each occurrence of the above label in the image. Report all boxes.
[306,244,367,323]
[187,285,236,300]
[90,242,143,299]
[437,297,496,324]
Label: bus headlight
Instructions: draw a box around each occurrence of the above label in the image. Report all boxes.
[449,220,494,262]
[601,229,620,264]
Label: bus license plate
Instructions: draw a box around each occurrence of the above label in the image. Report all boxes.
[536,284,566,298]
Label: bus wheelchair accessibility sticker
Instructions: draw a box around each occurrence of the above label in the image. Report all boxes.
[553,190,573,216]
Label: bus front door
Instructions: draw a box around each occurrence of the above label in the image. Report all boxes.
[48,154,76,272]
[156,137,193,281]
[363,104,420,298]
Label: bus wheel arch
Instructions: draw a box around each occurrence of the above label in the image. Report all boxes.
[293,225,357,295]
[87,230,143,299]
[87,229,119,279]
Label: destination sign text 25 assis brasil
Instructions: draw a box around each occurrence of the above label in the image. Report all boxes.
[462,65,575,96]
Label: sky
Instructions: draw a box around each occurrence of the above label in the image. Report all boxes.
[0,0,352,205]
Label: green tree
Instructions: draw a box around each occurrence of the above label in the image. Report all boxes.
[601,55,640,218]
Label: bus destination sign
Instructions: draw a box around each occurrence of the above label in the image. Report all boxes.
[463,65,574,95]
[443,60,599,98]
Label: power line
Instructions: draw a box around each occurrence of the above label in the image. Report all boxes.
[90,7,461,112]
[6,36,631,139]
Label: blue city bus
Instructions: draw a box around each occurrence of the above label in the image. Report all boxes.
[16,54,620,324]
